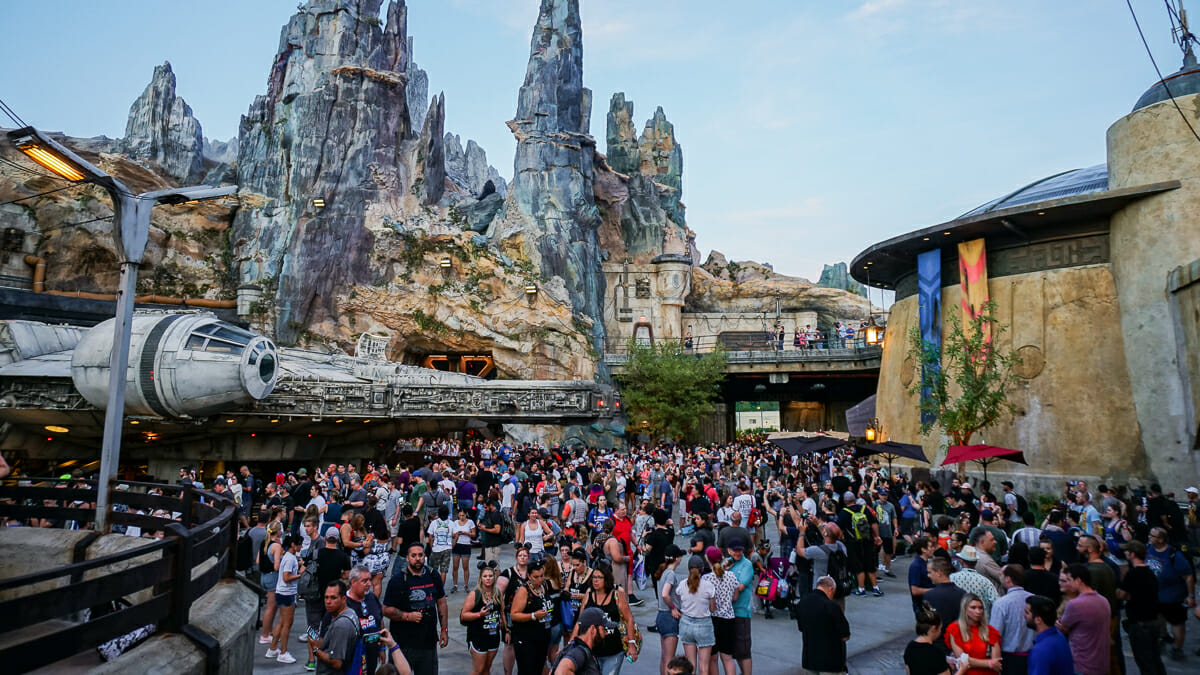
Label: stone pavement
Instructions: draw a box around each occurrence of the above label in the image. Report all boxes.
[252,541,1200,674]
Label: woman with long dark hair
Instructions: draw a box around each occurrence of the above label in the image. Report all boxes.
[655,545,686,674]
[573,562,637,674]
[496,544,531,675]
[509,560,553,674]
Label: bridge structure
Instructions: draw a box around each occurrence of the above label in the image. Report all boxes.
[0,313,620,477]
[603,332,882,439]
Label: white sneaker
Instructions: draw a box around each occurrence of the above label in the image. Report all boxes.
[298,633,309,643]
[265,648,280,658]
[258,635,272,645]
[276,652,297,664]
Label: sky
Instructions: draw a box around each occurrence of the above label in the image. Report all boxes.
[0,1,1188,289]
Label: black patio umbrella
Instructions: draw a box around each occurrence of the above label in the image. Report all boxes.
[768,435,849,457]
[855,441,929,474]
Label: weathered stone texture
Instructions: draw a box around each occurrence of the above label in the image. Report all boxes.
[487,0,606,352]
[233,0,423,342]
[876,266,1144,493]
[121,62,205,184]
[817,262,865,296]
[1107,93,1200,486]
[444,133,507,198]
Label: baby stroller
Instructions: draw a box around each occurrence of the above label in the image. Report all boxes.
[754,556,791,619]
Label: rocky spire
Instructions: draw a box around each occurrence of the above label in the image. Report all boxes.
[605,93,639,175]
[638,106,683,194]
[489,0,605,351]
[445,133,507,198]
[405,37,429,134]
[418,92,446,205]
[233,0,424,342]
[121,61,204,184]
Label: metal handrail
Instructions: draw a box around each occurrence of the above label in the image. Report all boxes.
[0,477,239,673]
[602,330,884,355]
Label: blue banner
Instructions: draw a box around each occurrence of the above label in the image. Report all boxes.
[917,249,941,424]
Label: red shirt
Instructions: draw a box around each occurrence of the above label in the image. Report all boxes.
[612,515,634,557]
[944,622,999,675]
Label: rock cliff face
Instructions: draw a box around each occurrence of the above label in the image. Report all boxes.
[817,262,865,296]
[233,0,423,342]
[202,136,238,164]
[689,251,872,329]
[487,0,605,350]
[596,93,695,263]
[121,62,205,184]
[444,133,507,198]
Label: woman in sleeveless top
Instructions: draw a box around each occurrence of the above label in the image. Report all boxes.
[574,562,637,674]
[257,522,283,644]
[510,560,553,675]
[543,556,568,664]
[565,549,592,646]
[460,560,504,675]
[496,545,530,675]
[340,513,371,568]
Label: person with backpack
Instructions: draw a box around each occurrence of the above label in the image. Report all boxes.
[837,491,884,597]
[346,565,385,675]
[314,579,362,675]
[792,519,851,609]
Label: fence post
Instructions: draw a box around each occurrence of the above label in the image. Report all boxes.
[224,503,238,578]
[163,521,193,633]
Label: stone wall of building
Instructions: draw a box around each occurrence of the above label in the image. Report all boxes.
[875,265,1144,493]
[1107,92,1200,489]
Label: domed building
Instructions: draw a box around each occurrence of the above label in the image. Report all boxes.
[852,52,1200,494]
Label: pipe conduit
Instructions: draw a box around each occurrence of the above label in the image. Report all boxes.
[23,255,236,308]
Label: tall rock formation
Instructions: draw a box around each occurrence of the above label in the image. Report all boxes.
[202,136,238,164]
[121,61,204,184]
[817,262,865,296]
[487,0,605,349]
[406,38,429,132]
[444,133,507,198]
[596,93,694,263]
[233,0,432,342]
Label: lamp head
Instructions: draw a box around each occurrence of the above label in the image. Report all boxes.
[7,126,107,183]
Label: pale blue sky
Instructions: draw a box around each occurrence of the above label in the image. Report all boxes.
[0,1,1186,285]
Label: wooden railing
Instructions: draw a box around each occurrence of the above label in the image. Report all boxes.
[0,478,239,673]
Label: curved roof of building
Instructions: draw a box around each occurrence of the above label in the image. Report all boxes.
[959,164,1108,218]
[1133,56,1200,112]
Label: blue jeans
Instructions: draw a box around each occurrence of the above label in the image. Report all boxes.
[596,653,625,675]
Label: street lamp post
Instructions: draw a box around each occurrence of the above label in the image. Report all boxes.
[7,126,236,531]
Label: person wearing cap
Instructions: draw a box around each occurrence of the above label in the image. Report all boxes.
[555,607,616,675]
[837,489,883,597]
[1116,539,1165,674]
[950,545,999,611]
[1186,486,1200,557]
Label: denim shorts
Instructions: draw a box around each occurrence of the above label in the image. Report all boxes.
[261,571,278,592]
[275,592,296,607]
[655,609,680,638]
[678,614,715,647]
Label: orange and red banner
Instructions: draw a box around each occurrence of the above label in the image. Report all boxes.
[958,238,990,342]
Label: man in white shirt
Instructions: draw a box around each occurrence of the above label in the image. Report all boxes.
[500,478,517,517]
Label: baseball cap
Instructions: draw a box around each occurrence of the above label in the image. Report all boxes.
[1001,480,1014,489]
[705,546,723,563]
[297,468,307,476]
[956,545,979,563]
[325,526,340,541]
[980,509,995,521]
[842,491,856,502]
[577,606,618,631]
[1186,487,1199,495]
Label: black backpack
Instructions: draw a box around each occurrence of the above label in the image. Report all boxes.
[1014,493,1029,517]
[236,532,254,572]
[824,545,854,599]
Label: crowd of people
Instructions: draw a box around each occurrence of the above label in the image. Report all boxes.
[4,439,1198,675]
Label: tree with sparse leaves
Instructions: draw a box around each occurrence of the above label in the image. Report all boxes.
[907,300,1021,455]
[617,340,726,442]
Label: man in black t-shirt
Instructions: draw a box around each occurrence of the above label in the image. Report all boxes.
[383,542,448,675]
[1118,540,1164,675]
[346,565,385,675]
[796,576,851,672]
[317,528,353,591]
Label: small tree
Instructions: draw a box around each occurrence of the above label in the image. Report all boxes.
[907,300,1021,470]
[618,340,726,442]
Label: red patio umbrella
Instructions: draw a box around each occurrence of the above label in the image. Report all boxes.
[942,444,1026,482]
